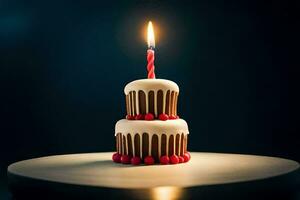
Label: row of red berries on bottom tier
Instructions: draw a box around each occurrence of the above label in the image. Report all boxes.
[112,152,191,165]
[126,113,179,121]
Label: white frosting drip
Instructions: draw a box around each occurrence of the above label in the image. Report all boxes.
[115,119,189,158]
[154,92,157,116]
[125,136,128,155]
[166,134,169,156]
[131,134,135,156]
[127,96,131,116]
[124,79,179,95]
[178,134,181,155]
[129,92,133,115]
[145,92,149,113]
[140,134,143,158]
[175,94,178,115]
[162,91,167,113]
[120,135,122,154]
[135,92,139,115]
[117,135,120,154]
[173,135,175,155]
[149,136,152,156]
[121,136,124,155]
[158,135,161,157]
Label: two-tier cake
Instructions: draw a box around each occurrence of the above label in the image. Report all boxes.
[112,79,190,165]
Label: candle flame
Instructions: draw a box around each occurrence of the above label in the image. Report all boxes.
[147,21,155,48]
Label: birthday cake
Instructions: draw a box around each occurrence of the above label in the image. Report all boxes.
[112,21,190,165]
[112,79,190,165]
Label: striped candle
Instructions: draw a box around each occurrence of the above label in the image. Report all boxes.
[147,21,156,79]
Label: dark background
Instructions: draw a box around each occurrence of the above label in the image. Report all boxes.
[0,0,298,198]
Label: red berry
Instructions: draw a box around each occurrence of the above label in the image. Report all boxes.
[112,153,121,163]
[145,113,154,120]
[131,156,141,165]
[126,115,135,120]
[178,156,185,163]
[170,155,179,164]
[186,152,191,159]
[169,115,177,120]
[135,114,144,120]
[121,155,131,164]
[158,114,169,121]
[160,155,170,164]
[144,156,155,165]
[183,152,191,162]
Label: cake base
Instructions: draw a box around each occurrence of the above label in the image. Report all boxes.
[7,152,300,200]
[115,119,189,163]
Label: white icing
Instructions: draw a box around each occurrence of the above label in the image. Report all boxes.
[115,119,189,158]
[154,91,157,116]
[124,79,179,95]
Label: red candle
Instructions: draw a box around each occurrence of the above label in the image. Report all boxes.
[147,21,156,79]
[147,49,155,79]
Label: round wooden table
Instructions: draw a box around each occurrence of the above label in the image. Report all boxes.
[7,152,300,200]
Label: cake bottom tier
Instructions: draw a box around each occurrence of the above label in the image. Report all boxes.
[115,119,189,163]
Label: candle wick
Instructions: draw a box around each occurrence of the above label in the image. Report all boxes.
[149,46,155,50]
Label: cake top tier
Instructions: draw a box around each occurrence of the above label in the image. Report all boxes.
[124,79,179,95]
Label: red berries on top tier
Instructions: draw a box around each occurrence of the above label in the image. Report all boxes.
[126,115,135,120]
[158,114,169,121]
[135,114,144,120]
